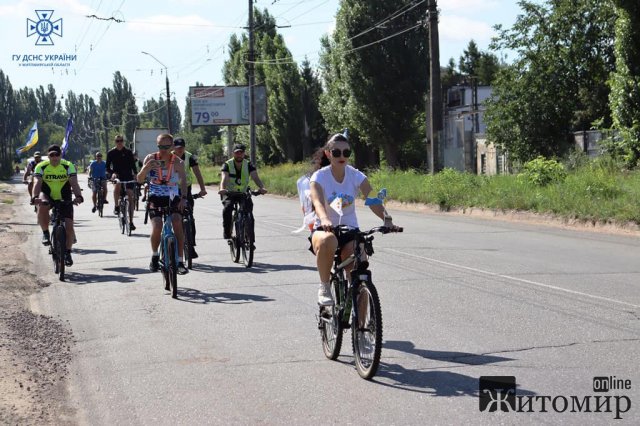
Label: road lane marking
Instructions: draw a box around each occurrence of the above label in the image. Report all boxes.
[384,248,640,309]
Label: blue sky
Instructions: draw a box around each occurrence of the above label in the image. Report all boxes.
[1,0,522,120]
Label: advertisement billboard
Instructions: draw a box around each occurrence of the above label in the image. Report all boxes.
[189,85,267,126]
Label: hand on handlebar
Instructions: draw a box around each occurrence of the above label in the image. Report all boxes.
[319,216,333,232]
[258,187,267,195]
[218,189,228,196]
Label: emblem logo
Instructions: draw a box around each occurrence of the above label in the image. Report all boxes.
[27,10,63,46]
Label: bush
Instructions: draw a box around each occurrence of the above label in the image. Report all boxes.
[519,156,566,186]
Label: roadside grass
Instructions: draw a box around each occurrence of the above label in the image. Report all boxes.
[220,159,640,226]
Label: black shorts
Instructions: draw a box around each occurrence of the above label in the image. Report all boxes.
[308,227,359,255]
[148,195,181,220]
[39,195,74,220]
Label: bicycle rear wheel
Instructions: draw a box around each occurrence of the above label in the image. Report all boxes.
[229,214,241,263]
[183,217,193,269]
[167,237,178,298]
[241,214,254,268]
[320,278,344,360]
[55,224,66,281]
[351,281,383,380]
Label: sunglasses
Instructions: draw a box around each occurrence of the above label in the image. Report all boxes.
[157,144,172,150]
[48,152,61,157]
[330,148,351,158]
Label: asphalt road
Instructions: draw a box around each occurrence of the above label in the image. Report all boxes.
[24,176,640,425]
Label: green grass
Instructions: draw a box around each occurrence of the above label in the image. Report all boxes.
[244,160,640,226]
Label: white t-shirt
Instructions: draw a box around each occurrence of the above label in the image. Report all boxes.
[310,165,366,229]
[295,174,316,232]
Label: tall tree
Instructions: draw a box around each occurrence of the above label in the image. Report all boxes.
[609,0,640,166]
[485,0,616,162]
[300,58,327,158]
[319,0,428,168]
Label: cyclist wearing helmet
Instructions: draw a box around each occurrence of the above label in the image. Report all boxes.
[88,151,108,213]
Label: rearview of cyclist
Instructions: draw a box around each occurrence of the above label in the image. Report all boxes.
[218,143,267,240]
[309,133,399,306]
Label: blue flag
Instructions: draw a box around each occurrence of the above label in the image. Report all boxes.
[61,117,73,158]
[16,121,39,155]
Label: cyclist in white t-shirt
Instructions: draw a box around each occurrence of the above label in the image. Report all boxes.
[309,133,399,306]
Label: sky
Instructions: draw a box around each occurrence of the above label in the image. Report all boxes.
[0,0,522,122]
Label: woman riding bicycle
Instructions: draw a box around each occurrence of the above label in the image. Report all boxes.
[309,133,399,306]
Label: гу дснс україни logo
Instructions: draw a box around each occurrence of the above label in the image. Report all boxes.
[27,10,63,46]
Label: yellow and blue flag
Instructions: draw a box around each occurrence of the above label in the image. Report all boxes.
[16,121,38,155]
[61,117,73,158]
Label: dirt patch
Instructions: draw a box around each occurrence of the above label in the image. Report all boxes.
[0,183,75,425]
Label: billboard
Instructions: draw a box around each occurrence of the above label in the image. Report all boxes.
[189,85,267,126]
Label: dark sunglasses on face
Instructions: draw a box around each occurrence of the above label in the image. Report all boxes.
[157,144,172,150]
[116,139,124,143]
[48,152,60,157]
[331,148,351,158]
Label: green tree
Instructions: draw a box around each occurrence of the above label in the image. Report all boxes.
[319,0,428,168]
[485,0,617,163]
[609,0,640,166]
[300,58,327,158]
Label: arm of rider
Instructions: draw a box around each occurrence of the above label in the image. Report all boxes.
[359,179,396,229]
[70,175,84,204]
[310,181,332,231]
[192,164,207,196]
[250,170,267,194]
[218,171,229,195]
[136,155,155,184]
[23,166,31,183]
[31,175,43,204]
[176,159,188,210]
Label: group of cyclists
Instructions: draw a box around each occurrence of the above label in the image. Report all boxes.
[22,131,399,307]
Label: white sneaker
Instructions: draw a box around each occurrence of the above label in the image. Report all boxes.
[317,283,334,306]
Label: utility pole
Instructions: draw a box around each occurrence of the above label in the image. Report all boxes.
[248,0,257,165]
[142,51,172,134]
[427,0,443,174]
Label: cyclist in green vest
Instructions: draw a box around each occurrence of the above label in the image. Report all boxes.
[172,137,207,258]
[32,144,84,266]
[218,143,267,240]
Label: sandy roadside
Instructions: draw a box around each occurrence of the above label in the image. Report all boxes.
[0,178,75,425]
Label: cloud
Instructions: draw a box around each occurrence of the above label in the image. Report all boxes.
[0,0,92,17]
[439,15,495,43]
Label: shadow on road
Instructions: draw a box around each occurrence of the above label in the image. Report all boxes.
[74,248,117,255]
[177,287,275,304]
[63,271,137,284]
[385,340,514,365]
[103,267,150,275]
[190,262,315,274]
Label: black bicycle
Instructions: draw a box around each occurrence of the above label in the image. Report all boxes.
[112,179,137,236]
[227,188,261,268]
[90,177,107,217]
[318,225,402,380]
[156,205,179,298]
[182,193,202,270]
[45,200,72,281]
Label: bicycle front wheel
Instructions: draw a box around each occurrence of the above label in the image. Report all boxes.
[123,199,131,236]
[97,190,104,217]
[320,278,344,360]
[241,214,254,268]
[229,214,241,263]
[167,237,178,299]
[351,281,383,380]
[55,224,66,281]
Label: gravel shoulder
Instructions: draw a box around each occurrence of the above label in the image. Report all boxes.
[0,179,75,425]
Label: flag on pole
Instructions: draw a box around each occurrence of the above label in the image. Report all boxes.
[16,121,39,155]
[61,117,73,158]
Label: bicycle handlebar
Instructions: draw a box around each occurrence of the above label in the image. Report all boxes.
[332,224,403,236]
[110,178,138,185]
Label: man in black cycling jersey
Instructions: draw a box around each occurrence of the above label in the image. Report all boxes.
[106,134,138,230]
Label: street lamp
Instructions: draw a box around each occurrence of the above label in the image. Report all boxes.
[141,51,172,134]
